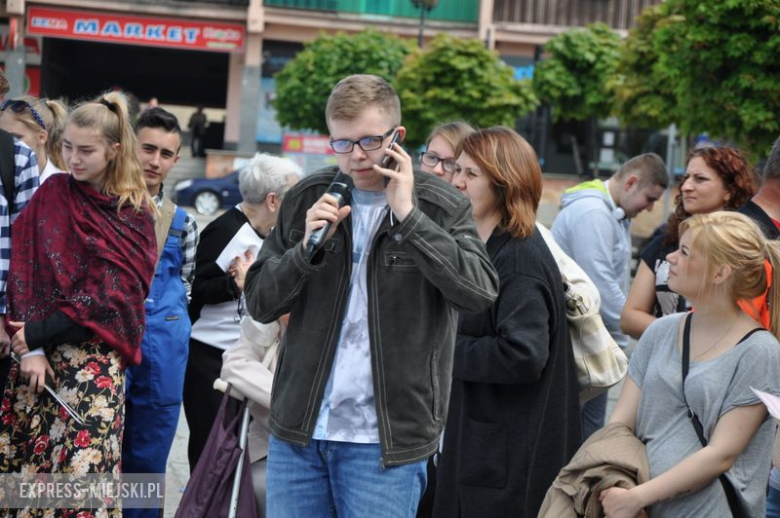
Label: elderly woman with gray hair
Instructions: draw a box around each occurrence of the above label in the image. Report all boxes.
[184,153,301,472]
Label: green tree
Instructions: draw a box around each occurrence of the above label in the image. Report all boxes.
[648,0,780,155]
[273,30,413,135]
[532,23,621,122]
[610,5,678,130]
[393,33,537,148]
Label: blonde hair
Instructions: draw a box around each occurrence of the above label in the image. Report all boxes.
[456,126,541,239]
[680,211,780,338]
[326,75,400,128]
[67,91,152,213]
[425,120,475,151]
[1,96,68,170]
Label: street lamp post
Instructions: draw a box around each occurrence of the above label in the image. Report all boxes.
[411,0,439,48]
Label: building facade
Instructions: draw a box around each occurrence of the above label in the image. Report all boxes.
[0,0,661,160]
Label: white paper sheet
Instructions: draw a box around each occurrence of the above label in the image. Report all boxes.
[751,387,780,420]
[215,222,262,272]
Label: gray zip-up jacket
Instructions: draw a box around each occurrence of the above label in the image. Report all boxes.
[244,168,498,466]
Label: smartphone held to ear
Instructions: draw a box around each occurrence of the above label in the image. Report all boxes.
[381,131,403,186]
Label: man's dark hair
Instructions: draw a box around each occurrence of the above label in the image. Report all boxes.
[763,136,780,181]
[135,107,181,135]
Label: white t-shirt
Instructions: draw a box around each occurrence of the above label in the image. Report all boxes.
[313,188,388,443]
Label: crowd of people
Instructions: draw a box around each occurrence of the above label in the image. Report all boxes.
[0,68,778,518]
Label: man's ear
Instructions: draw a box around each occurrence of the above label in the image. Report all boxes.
[266,192,279,212]
[623,174,639,191]
[396,126,407,143]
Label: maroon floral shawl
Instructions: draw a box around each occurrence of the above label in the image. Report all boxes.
[8,174,156,365]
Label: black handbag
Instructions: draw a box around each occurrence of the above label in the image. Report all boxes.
[681,312,755,518]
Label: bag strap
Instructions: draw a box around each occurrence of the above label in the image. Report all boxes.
[0,130,16,216]
[154,197,177,265]
[681,313,745,518]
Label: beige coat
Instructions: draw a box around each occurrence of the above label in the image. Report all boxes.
[538,422,650,518]
[220,316,282,463]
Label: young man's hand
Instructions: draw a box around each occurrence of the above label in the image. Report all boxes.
[375,142,414,221]
[304,193,352,250]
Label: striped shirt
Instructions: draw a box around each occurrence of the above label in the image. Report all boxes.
[0,139,38,313]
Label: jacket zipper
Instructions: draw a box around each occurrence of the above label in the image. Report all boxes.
[367,207,392,467]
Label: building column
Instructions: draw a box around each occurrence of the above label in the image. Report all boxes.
[478,0,495,49]
[237,34,262,153]
[6,16,26,97]
[235,0,265,153]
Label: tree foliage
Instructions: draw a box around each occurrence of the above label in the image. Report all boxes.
[273,30,413,135]
[393,33,537,148]
[532,23,621,122]
[610,5,677,129]
[647,0,780,155]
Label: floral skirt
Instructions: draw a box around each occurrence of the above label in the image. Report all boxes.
[0,341,125,517]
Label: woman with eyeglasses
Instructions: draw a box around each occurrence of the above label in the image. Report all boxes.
[419,121,474,183]
[0,96,67,183]
[432,127,580,518]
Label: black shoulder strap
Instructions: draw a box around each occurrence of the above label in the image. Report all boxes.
[0,130,16,215]
[681,313,745,518]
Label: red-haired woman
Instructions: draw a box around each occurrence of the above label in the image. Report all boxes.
[621,146,756,339]
[432,127,580,518]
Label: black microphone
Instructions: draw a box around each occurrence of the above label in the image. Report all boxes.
[305,172,354,261]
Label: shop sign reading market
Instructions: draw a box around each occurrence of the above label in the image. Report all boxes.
[26,6,245,53]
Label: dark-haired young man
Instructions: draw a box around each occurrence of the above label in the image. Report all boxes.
[123,108,198,516]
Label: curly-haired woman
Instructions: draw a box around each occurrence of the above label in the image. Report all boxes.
[621,146,756,339]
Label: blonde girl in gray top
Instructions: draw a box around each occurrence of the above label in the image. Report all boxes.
[603,211,780,517]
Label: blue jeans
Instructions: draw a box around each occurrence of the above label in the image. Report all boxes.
[581,390,608,441]
[266,436,427,518]
[768,486,780,518]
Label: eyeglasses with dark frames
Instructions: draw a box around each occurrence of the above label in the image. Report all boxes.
[420,152,457,174]
[0,100,46,130]
[330,128,395,154]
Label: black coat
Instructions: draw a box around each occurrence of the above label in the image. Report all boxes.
[433,228,581,518]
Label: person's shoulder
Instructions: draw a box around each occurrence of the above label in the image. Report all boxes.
[201,206,246,234]
[289,167,338,194]
[278,167,339,209]
[646,312,685,340]
[497,229,558,276]
[10,136,33,158]
[741,327,780,353]
[413,170,469,216]
[554,195,612,233]
[34,170,69,197]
